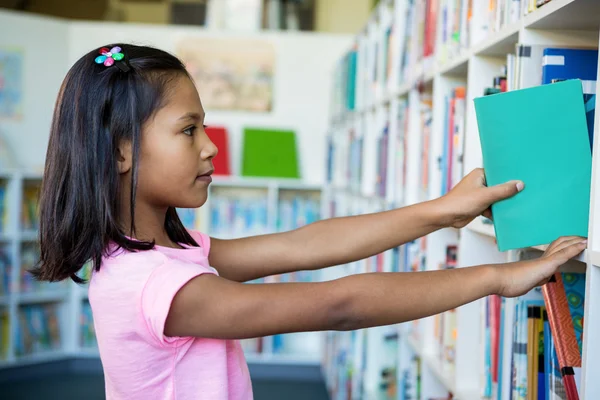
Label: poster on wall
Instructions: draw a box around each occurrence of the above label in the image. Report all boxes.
[0,48,24,120]
[176,37,275,112]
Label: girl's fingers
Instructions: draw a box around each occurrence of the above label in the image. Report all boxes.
[545,236,585,255]
[548,241,587,264]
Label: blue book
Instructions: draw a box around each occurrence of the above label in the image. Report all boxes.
[542,48,598,150]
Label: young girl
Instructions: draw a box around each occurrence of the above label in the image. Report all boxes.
[34,44,585,400]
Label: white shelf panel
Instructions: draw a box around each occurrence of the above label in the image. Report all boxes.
[77,348,100,358]
[211,176,321,191]
[19,230,38,242]
[466,219,496,238]
[422,353,457,397]
[20,171,43,180]
[590,250,600,268]
[405,335,423,357]
[244,353,320,366]
[0,350,67,368]
[438,51,469,77]
[0,232,14,242]
[18,290,68,304]
[524,0,600,30]
[473,22,520,57]
[529,245,588,264]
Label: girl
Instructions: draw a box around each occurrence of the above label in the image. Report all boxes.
[34,44,585,400]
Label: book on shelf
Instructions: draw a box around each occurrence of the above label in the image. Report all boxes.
[15,304,61,357]
[400,354,422,400]
[419,94,433,202]
[205,126,231,176]
[21,185,40,232]
[440,87,466,195]
[378,331,399,400]
[0,310,8,359]
[80,300,96,349]
[0,246,12,295]
[434,245,457,372]
[376,122,390,198]
[541,272,586,400]
[0,183,6,232]
[176,208,197,231]
[209,189,269,237]
[392,100,409,204]
[242,128,299,179]
[20,244,66,293]
[497,272,585,400]
[277,193,321,233]
[474,80,592,251]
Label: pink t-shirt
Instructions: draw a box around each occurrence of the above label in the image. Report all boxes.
[89,230,253,400]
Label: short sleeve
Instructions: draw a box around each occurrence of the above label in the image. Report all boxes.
[140,261,216,346]
[189,230,211,256]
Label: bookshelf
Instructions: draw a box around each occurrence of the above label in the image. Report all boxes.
[323,0,600,399]
[0,171,323,369]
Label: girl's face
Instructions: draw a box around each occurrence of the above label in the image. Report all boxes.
[135,74,218,209]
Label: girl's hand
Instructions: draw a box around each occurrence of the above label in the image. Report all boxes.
[440,168,524,228]
[494,236,587,298]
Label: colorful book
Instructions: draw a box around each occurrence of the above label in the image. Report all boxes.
[205,126,231,176]
[474,80,592,251]
[542,272,586,400]
[242,128,299,179]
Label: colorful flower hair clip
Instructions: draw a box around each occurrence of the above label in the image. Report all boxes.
[94,46,130,72]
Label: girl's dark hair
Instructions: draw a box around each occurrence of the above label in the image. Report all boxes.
[32,44,199,283]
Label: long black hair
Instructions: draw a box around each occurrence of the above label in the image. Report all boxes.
[33,44,199,283]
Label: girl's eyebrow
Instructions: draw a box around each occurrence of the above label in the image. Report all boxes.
[178,112,204,122]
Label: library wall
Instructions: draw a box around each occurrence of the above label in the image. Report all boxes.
[0,10,352,183]
[0,10,69,170]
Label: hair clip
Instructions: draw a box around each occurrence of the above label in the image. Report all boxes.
[95,46,130,72]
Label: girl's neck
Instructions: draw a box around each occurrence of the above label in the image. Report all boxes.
[119,194,180,249]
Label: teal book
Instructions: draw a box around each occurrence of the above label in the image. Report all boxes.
[474,80,592,251]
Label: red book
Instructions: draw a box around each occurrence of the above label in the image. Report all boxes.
[542,273,581,400]
[205,126,231,176]
[424,0,438,57]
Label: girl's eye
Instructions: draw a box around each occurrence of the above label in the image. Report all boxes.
[183,126,197,136]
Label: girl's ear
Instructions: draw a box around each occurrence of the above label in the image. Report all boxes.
[117,140,133,174]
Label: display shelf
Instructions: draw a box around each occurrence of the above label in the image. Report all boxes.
[588,249,600,268]
[244,353,321,366]
[529,244,589,264]
[0,233,14,242]
[325,0,600,398]
[439,51,469,77]
[466,219,495,238]
[523,0,600,30]
[472,22,520,57]
[19,231,38,242]
[76,348,100,358]
[12,350,66,367]
[17,290,68,305]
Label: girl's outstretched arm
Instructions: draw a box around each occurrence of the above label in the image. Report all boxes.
[209,169,523,282]
[165,236,585,339]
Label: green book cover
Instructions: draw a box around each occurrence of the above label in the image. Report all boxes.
[474,80,591,251]
[242,128,299,179]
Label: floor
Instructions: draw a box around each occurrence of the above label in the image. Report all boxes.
[0,374,330,400]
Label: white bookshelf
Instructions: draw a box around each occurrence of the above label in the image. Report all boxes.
[323,0,600,399]
[0,170,324,369]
